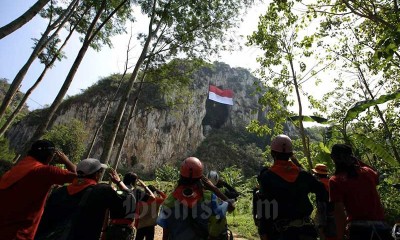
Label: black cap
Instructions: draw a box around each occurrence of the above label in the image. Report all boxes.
[30,139,55,152]
[331,144,352,157]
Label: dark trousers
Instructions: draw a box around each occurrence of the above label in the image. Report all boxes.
[348,225,392,240]
[135,225,155,240]
[268,226,318,240]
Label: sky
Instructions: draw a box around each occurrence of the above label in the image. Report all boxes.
[0,0,268,110]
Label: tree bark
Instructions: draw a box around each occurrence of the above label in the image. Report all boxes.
[100,0,160,165]
[289,56,313,170]
[112,59,149,169]
[0,0,51,39]
[85,29,134,158]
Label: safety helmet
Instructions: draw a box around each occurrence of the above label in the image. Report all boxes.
[180,157,203,179]
[207,170,220,185]
[270,134,293,153]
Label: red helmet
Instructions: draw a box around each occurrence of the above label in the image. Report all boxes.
[180,157,203,179]
[271,134,293,153]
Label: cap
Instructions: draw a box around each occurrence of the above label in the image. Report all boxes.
[312,164,328,175]
[270,134,293,153]
[30,139,55,152]
[331,144,352,157]
[77,158,107,176]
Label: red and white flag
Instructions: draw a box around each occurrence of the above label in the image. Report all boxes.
[208,85,234,105]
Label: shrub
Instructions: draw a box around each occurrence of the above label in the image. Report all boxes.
[43,119,88,163]
[155,164,180,182]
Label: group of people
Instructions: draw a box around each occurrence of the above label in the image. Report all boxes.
[0,140,237,240]
[0,134,394,240]
[254,134,393,240]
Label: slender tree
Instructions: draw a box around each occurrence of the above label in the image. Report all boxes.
[99,0,253,166]
[85,28,134,158]
[247,1,329,169]
[0,7,88,137]
[24,0,133,153]
[0,0,51,39]
[0,0,80,120]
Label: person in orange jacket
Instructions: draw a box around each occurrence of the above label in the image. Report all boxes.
[0,140,76,240]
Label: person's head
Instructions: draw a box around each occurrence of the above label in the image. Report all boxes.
[123,172,138,187]
[76,158,107,181]
[270,134,293,161]
[312,163,329,178]
[179,157,203,185]
[27,139,56,164]
[330,144,358,176]
[207,170,220,185]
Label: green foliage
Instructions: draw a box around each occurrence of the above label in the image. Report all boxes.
[354,134,398,167]
[0,136,15,162]
[220,165,245,188]
[0,78,30,119]
[196,126,266,177]
[137,0,253,64]
[378,168,400,225]
[155,164,180,182]
[43,119,88,163]
[344,90,400,122]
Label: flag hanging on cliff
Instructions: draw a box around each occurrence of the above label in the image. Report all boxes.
[208,85,234,105]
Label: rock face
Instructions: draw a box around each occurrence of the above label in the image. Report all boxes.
[7,62,265,172]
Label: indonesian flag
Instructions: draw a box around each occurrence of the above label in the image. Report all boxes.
[208,85,234,105]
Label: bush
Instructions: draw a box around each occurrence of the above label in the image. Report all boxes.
[155,164,180,182]
[43,119,88,163]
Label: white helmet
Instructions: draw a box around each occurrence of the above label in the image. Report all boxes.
[271,134,293,153]
[207,170,220,185]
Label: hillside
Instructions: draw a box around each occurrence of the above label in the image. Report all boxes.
[5,61,269,175]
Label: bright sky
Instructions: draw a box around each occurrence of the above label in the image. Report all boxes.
[0,0,267,110]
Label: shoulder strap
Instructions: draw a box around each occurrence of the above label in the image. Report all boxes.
[59,186,94,240]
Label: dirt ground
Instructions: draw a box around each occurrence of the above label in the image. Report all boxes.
[153,225,248,240]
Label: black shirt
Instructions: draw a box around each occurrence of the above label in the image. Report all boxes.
[36,183,125,240]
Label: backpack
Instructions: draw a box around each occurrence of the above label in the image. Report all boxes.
[35,186,93,240]
[103,190,136,240]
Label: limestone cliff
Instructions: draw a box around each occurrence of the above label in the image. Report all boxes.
[6,62,265,172]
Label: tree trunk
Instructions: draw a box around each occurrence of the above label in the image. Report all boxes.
[357,67,400,164]
[100,0,159,165]
[23,0,107,154]
[0,0,79,120]
[112,60,149,169]
[0,0,51,39]
[0,19,78,137]
[289,57,313,170]
[85,30,134,158]
[112,95,139,170]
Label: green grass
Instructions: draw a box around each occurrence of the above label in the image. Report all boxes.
[227,213,258,239]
